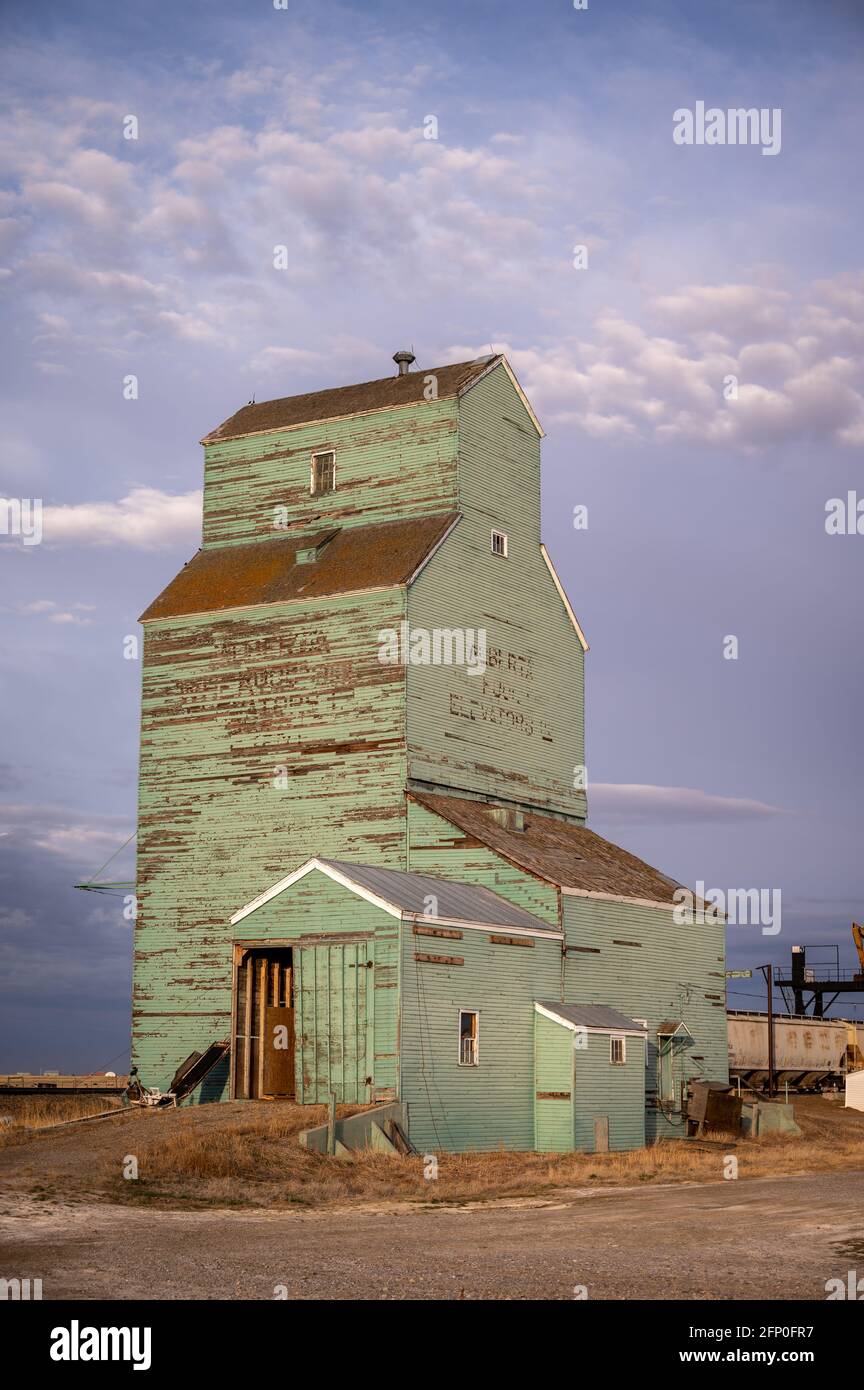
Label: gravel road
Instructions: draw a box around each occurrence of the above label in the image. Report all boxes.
[2,1169,863,1300]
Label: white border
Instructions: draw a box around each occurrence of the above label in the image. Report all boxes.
[457,1007,480,1066]
[539,544,589,652]
[310,448,336,495]
[534,1001,648,1038]
[457,356,545,438]
[231,856,564,939]
[610,1035,627,1065]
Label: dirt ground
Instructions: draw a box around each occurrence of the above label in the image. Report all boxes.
[1,1094,862,1299]
[1,1171,863,1300]
[1,1092,863,1211]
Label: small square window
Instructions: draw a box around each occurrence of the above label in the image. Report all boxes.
[458,1009,479,1066]
[610,1035,626,1065]
[311,451,336,494]
[491,529,508,557]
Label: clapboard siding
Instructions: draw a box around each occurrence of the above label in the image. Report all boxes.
[572,1032,646,1153]
[133,358,729,1153]
[563,896,728,1140]
[133,588,408,1095]
[534,1013,574,1152]
[230,877,398,1101]
[202,399,459,548]
[406,364,586,818]
[400,923,562,1152]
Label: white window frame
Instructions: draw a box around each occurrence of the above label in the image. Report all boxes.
[490,528,508,557]
[457,1008,479,1066]
[310,449,336,495]
[610,1035,626,1066]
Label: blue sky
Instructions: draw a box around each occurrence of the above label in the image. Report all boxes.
[1,0,862,1070]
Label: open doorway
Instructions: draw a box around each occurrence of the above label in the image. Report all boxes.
[232,946,294,1100]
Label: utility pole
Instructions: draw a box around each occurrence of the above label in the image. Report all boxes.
[758,964,775,1098]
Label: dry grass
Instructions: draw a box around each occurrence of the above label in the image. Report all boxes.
[0,1092,124,1146]
[94,1094,864,1210]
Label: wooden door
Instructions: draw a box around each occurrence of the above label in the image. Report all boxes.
[263,1004,294,1096]
[594,1115,610,1153]
[294,941,374,1103]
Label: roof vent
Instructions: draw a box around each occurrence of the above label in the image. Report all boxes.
[393,349,415,376]
[489,806,525,832]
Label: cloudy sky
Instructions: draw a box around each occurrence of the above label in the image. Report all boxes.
[1,0,862,1072]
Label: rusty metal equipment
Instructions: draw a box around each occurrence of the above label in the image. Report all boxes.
[687,1080,742,1137]
[128,1041,229,1108]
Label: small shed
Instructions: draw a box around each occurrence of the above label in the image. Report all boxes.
[534,1002,647,1153]
[845,1068,864,1112]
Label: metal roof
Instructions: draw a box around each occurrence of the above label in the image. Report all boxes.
[202,358,499,443]
[139,512,458,622]
[410,792,685,903]
[535,1001,647,1033]
[319,859,559,934]
[657,1019,692,1037]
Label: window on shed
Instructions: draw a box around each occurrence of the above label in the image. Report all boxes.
[490,528,508,557]
[310,450,336,494]
[458,1009,479,1066]
[610,1035,626,1065]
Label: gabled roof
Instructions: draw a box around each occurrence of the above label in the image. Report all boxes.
[231,856,561,937]
[139,512,459,622]
[203,357,501,444]
[657,1019,693,1038]
[409,792,685,907]
[535,1001,647,1035]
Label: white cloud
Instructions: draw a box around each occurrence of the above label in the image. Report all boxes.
[589,783,791,825]
[41,486,202,549]
[468,274,864,449]
[0,803,134,864]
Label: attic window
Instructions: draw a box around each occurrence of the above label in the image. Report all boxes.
[491,529,508,557]
[310,451,335,495]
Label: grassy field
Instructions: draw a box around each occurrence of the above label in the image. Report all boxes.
[0,1092,124,1139]
[1,1092,862,1210]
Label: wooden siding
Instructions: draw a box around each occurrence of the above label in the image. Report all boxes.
[534,1013,574,1152]
[202,399,459,549]
[133,359,730,1153]
[406,363,586,818]
[534,1014,647,1153]
[399,920,562,1152]
[563,896,728,1140]
[297,941,373,1104]
[573,1032,646,1153]
[231,877,397,1101]
[133,589,408,1096]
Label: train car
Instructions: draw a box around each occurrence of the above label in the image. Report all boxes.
[843,1019,864,1072]
[727,1011,848,1090]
